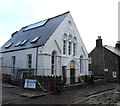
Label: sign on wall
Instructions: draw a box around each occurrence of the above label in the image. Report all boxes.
[112,71,117,78]
[88,58,92,64]
[104,69,108,72]
[24,79,37,89]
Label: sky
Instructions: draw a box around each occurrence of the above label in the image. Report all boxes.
[0,0,119,53]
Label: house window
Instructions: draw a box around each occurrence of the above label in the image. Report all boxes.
[68,42,71,55]
[63,40,66,55]
[73,43,76,56]
[27,54,32,69]
[12,56,16,73]
[20,39,28,46]
[112,71,117,78]
[31,36,40,43]
[0,57,3,67]
[23,19,48,31]
[5,43,13,48]
[51,51,57,75]
[80,56,83,73]
[88,58,92,64]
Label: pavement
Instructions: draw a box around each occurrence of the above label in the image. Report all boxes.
[1,81,120,105]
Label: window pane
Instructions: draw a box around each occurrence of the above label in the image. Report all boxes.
[63,40,66,54]
[27,54,32,69]
[73,43,76,56]
[68,42,71,55]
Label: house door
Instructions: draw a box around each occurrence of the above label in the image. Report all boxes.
[70,61,75,84]
[62,66,66,84]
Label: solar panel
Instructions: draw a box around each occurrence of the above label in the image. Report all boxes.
[24,19,48,31]
[5,43,13,48]
[31,36,40,43]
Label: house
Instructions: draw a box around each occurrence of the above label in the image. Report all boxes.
[0,11,89,84]
[89,36,120,82]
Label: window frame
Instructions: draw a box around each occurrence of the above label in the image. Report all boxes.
[27,54,32,69]
[63,40,67,55]
[51,51,57,75]
[80,56,83,73]
[73,43,76,56]
[12,56,16,73]
[68,42,71,55]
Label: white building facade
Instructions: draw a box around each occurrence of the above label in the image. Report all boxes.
[1,12,89,84]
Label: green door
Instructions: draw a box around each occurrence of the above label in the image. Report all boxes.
[62,66,66,84]
[70,68,75,84]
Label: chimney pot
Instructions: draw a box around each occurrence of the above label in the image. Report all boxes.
[96,36,102,47]
[98,36,101,39]
[116,41,120,49]
[117,41,120,44]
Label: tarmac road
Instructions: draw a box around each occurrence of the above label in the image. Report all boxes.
[1,82,120,105]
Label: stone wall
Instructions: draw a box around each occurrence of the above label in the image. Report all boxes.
[89,46,119,82]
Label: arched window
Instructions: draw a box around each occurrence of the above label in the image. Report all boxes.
[68,42,72,55]
[80,56,83,73]
[73,36,77,56]
[63,33,67,55]
[51,51,57,75]
[63,40,67,54]
[73,43,76,56]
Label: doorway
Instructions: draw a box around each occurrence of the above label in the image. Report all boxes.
[62,66,66,84]
[70,60,75,84]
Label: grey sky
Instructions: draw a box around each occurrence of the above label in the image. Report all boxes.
[0,0,119,53]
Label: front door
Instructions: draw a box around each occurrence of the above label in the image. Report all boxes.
[70,68,75,84]
[70,61,75,84]
[62,66,66,84]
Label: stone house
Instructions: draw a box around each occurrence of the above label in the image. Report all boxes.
[89,36,120,82]
[0,11,89,84]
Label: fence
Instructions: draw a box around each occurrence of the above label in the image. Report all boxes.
[1,65,64,93]
[0,65,95,93]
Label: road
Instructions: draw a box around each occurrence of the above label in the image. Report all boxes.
[1,82,120,105]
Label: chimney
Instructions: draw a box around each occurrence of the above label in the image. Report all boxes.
[96,36,102,47]
[116,41,120,49]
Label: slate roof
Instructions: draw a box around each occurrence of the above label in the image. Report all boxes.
[1,11,69,53]
[104,45,120,56]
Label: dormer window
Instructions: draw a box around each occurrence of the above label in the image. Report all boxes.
[20,39,28,46]
[15,41,23,47]
[5,43,13,49]
[31,36,40,43]
[14,39,28,47]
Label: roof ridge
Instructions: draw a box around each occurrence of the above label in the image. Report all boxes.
[104,45,115,48]
[48,11,70,20]
[104,44,120,56]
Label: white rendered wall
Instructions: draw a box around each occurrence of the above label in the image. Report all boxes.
[1,13,89,84]
[2,48,37,75]
[43,13,89,84]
